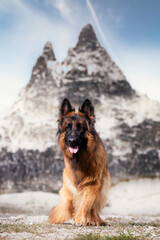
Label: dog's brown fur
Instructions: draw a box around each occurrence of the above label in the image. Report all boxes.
[48,99,111,226]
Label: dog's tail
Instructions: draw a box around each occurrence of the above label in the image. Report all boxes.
[48,201,72,224]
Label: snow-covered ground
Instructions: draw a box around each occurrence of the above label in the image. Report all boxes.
[0,178,159,218]
[105,178,160,216]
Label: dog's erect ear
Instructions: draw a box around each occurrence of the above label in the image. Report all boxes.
[79,99,95,124]
[60,98,75,117]
[58,99,75,134]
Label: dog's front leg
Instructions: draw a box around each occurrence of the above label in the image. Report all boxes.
[74,184,100,226]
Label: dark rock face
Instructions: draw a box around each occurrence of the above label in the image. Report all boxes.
[108,148,160,183]
[27,56,48,88]
[119,119,160,150]
[106,80,134,96]
[75,24,100,52]
[0,147,63,192]
[43,41,56,61]
[107,119,160,183]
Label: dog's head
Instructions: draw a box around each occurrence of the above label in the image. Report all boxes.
[58,98,96,155]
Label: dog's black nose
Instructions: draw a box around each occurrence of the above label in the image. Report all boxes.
[68,138,76,146]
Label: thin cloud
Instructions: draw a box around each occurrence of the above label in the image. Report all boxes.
[51,0,74,24]
[107,8,124,24]
[86,0,109,46]
[86,0,121,66]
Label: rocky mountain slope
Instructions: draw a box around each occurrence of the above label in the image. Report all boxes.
[0,24,160,192]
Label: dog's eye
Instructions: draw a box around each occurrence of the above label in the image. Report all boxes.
[65,123,72,131]
[77,123,84,131]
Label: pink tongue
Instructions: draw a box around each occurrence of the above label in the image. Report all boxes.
[69,146,79,154]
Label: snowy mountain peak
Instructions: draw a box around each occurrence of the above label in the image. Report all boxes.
[62,24,135,103]
[43,41,56,61]
[75,23,100,52]
[26,54,52,90]
[26,41,59,91]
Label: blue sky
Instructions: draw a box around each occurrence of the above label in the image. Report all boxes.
[0,0,160,112]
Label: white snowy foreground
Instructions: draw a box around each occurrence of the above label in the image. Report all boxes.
[0,178,160,217]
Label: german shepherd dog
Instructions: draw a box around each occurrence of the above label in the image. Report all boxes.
[48,98,111,226]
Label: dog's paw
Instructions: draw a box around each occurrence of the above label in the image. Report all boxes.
[87,216,100,226]
[88,214,99,226]
[87,220,99,226]
[99,219,110,226]
[98,216,110,226]
[74,215,87,226]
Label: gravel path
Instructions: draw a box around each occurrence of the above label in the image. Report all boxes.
[0,215,160,240]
